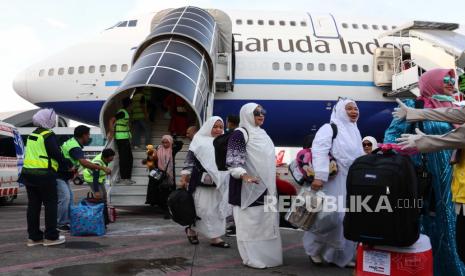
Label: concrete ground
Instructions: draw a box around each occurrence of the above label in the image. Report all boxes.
[0,184,353,276]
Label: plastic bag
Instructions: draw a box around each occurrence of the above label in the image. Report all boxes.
[70,199,105,236]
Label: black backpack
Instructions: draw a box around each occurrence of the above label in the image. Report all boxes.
[343,149,420,246]
[213,128,248,171]
[167,189,198,226]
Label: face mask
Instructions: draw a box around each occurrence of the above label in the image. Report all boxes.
[432,94,455,102]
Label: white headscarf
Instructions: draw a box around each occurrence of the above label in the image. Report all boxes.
[32,108,56,129]
[362,136,378,151]
[239,103,276,208]
[330,99,364,168]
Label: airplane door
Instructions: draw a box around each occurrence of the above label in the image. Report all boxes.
[308,13,340,39]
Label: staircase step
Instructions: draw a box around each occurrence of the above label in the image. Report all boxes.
[109,194,147,206]
[110,185,148,195]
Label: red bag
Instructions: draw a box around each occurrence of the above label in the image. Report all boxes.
[107,205,117,223]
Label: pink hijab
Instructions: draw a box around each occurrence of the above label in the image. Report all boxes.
[418,68,456,108]
[157,135,173,179]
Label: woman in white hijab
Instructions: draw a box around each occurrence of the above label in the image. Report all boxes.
[303,98,364,267]
[180,116,231,248]
[362,136,378,154]
[226,103,283,268]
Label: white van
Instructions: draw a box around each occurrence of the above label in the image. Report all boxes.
[0,121,24,205]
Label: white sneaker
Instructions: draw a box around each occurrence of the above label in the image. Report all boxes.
[346,261,356,268]
[309,255,323,265]
[43,235,66,246]
[121,179,136,185]
[133,146,140,150]
[27,239,44,247]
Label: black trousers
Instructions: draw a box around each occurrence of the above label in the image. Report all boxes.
[456,212,465,263]
[116,138,133,179]
[25,182,59,241]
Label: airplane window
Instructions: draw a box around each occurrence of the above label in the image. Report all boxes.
[296,63,303,71]
[48,68,54,76]
[279,20,285,26]
[392,26,397,29]
[284,62,291,71]
[247,19,253,25]
[89,66,95,73]
[352,24,359,29]
[318,63,325,71]
[68,67,74,75]
[342,23,348,29]
[341,64,348,72]
[121,64,129,72]
[117,21,128,27]
[99,65,106,73]
[352,64,359,72]
[377,62,385,71]
[128,20,137,27]
[268,20,275,26]
[307,63,314,71]
[362,24,368,30]
[290,21,296,26]
[78,66,85,74]
[58,68,64,75]
[300,21,307,27]
[236,19,242,25]
[272,62,279,70]
[330,64,337,72]
[258,20,264,25]
[110,64,117,72]
[372,25,379,30]
[39,69,45,77]
[363,65,369,72]
[382,25,388,30]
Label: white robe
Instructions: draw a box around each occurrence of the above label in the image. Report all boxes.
[192,186,227,239]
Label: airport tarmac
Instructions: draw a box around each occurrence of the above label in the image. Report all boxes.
[0,184,353,276]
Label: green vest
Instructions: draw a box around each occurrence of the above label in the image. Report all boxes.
[143,89,151,103]
[115,108,131,140]
[131,93,145,120]
[23,129,59,173]
[83,153,106,184]
[61,137,82,167]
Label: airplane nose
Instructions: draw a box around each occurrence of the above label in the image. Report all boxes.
[13,70,28,100]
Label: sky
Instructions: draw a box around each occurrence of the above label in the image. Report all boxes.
[1,0,464,113]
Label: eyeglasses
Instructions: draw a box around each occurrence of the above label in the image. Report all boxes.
[362,142,372,147]
[444,76,456,85]
[253,109,267,117]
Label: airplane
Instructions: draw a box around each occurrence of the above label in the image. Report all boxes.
[11,7,461,147]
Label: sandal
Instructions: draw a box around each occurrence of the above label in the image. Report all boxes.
[184,227,199,245]
[210,241,231,248]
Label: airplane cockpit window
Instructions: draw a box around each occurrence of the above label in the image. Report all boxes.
[363,65,369,72]
[117,21,128,27]
[39,69,45,77]
[290,21,296,26]
[352,64,359,72]
[269,20,275,26]
[121,64,129,72]
[89,66,95,73]
[372,25,379,30]
[296,63,303,71]
[300,21,307,27]
[258,20,264,25]
[341,64,348,72]
[284,62,291,71]
[68,67,74,75]
[307,63,314,71]
[78,66,85,74]
[362,24,368,30]
[342,23,348,28]
[330,64,337,72]
[352,24,359,29]
[318,63,325,71]
[128,20,137,27]
[382,25,388,30]
[279,20,285,26]
[236,19,242,25]
[272,62,279,70]
[48,69,54,76]
[247,19,253,25]
[110,64,117,72]
[58,68,64,75]
[99,65,106,73]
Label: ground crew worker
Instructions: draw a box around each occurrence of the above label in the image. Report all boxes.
[109,97,134,184]
[131,90,150,149]
[83,148,115,201]
[20,109,67,246]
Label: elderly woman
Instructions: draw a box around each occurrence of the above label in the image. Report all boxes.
[20,109,68,246]
[362,136,378,154]
[181,116,231,247]
[226,103,283,268]
[303,98,364,267]
[387,68,465,275]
